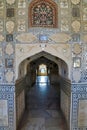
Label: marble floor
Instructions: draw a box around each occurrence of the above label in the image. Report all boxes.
[19,76,68,130]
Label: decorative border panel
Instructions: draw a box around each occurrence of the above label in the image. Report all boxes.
[0,85,15,130]
[71,83,87,130]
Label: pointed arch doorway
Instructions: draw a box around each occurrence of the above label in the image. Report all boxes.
[15,51,71,130]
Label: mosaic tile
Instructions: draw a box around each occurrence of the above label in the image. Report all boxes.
[71,20,81,33]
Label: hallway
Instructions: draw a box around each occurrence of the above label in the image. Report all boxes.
[19,76,68,130]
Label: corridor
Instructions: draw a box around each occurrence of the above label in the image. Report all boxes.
[19,76,68,130]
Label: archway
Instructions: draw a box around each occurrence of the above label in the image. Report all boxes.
[15,51,71,130]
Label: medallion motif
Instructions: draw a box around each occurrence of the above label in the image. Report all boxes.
[73,44,82,54]
[6,21,15,33]
[71,20,80,32]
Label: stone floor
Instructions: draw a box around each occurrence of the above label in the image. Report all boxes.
[19,76,68,130]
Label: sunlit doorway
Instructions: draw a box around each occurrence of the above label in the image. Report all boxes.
[36,64,50,86]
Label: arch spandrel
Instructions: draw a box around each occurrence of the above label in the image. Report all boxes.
[15,44,72,80]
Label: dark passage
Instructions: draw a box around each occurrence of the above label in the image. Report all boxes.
[19,76,68,130]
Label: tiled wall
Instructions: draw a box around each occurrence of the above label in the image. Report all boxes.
[71,83,87,130]
[0,0,87,130]
[0,85,15,130]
